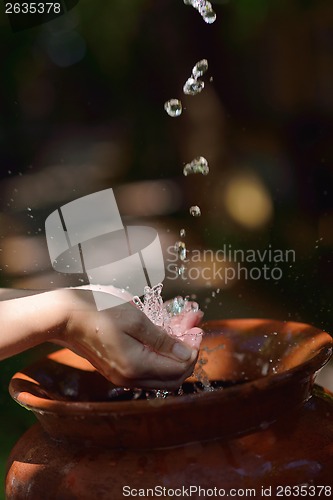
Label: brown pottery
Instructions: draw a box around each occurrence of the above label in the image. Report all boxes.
[5,319,333,499]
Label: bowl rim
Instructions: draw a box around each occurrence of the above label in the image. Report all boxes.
[9,318,333,416]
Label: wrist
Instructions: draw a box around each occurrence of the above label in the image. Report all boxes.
[38,289,73,343]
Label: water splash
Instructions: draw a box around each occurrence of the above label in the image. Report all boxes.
[165,294,199,317]
[133,283,168,330]
[133,283,199,334]
[194,356,213,391]
[133,283,202,398]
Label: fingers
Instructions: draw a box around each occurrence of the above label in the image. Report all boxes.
[169,310,204,337]
[64,290,204,390]
[120,305,197,363]
[178,327,203,350]
[99,338,199,390]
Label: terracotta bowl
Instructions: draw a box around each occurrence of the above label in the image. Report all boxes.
[9,318,332,449]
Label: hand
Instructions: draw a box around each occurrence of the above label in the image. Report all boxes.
[56,287,203,390]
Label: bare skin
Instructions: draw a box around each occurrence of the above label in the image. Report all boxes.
[0,288,203,390]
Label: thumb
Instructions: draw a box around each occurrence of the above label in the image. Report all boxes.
[127,311,197,362]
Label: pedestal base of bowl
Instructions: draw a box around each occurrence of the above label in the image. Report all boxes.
[6,389,333,499]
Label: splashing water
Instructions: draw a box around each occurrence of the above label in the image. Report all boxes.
[164,98,183,117]
[183,0,217,24]
[194,356,213,390]
[141,1,216,399]
[133,283,199,335]
[183,156,209,176]
[133,283,168,330]
[133,283,203,398]
[165,294,199,317]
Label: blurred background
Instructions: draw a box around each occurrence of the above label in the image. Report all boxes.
[0,0,333,495]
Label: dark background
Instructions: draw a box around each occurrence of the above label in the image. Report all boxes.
[0,0,333,495]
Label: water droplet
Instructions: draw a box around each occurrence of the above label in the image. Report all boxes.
[175,240,187,261]
[180,228,186,238]
[189,205,201,217]
[178,264,186,276]
[155,390,172,398]
[203,8,216,24]
[183,77,204,96]
[166,295,189,315]
[132,285,207,396]
[164,98,182,117]
[183,156,209,176]
[192,59,208,78]
[183,0,217,24]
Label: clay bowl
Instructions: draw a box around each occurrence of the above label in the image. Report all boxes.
[9,319,332,449]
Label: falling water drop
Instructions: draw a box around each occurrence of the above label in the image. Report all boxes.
[203,8,216,24]
[183,156,209,176]
[175,240,187,261]
[164,98,182,117]
[189,205,201,217]
[180,228,186,238]
[178,264,186,276]
[192,59,208,78]
[183,77,205,96]
[183,0,217,24]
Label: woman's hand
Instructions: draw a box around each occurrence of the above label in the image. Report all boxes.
[0,286,203,389]
[56,287,203,390]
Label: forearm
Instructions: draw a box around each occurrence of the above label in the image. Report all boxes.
[0,289,71,360]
